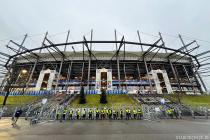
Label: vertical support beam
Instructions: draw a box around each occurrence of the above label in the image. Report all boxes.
[55,57,64,91]
[117,57,121,89]
[39,32,48,53]
[168,59,183,94]
[115,29,117,51]
[90,29,93,51]
[192,61,207,93]
[87,58,91,90]
[137,30,143,52]
[137,63,142,93]
[144,58,153,94]
[65,62,73,93]
[25,61,37,91]
[64,30,70,52]
[124,38,125,61]
[80,63,84,87]
[159,32,167,53]
[83,43,84,60]
[124,63,127,90]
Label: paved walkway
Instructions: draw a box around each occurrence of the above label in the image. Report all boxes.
[0,117,210,140]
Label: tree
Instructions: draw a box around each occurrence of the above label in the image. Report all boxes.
[100,89,108,103]
[79,86,86,104]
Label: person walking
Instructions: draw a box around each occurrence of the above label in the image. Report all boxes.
[12,109,22,125]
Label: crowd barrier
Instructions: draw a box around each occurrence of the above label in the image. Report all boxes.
[105,90,127,94]
[84,90,98,94]
[25,90,56,95]
[0,90,56,96]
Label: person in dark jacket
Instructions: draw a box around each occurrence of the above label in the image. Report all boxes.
[12,109,22,125]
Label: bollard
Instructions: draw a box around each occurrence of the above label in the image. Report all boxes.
[73,105,76,120]
[93,105,95,120]
[0,106,5,119]
[80,105,82,120]
[176,106,182,119]
[86,105,89,119]
[12,106,18,120]
[25,106,31,120]
[201,105,208,119]
[65,105,70,120]
[112,105,113,119]
[99,105,101,119]
[189,105,195,119]
[118,105,120,120]
[123,105,126,119]
[54,105,59,120]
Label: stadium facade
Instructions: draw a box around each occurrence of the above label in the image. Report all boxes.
[0,31,209,95]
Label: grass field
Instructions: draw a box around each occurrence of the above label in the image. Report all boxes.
[162,94,210,105]
[0,95,46,105]
[70,94,139,108]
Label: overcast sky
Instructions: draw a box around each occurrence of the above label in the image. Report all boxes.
[0,0,210,91]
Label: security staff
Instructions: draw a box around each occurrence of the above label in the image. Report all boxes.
[108,109,112,120]
[36,110,40,115]
[63,109,66,120]
[101,109,104,119]
[172,107,178,119]
[126,108,130,120]
[113,109,116,120]
[168,108,173,119]
[69,109,73,120]
[106,109,109,118]
[83,109,86,119]
[89,109,93,120]
[77,110,80,120]
[120,109,123,119]
[138,109,141,120]
[96,109,99,119]
[133,108,137,119]
[57,109,61,120]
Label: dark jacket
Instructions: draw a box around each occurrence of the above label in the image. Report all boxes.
[15,110,22,117]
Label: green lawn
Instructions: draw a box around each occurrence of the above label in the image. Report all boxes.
[162,94,210,105]
[0,95,46,105]
[70,94,139,108]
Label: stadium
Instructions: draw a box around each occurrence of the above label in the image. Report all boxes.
[0,30,209,96]
[0,30,210,140]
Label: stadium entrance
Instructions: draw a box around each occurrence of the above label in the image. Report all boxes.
[96,69,112,92]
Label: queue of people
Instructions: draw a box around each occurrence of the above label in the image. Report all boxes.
[55,108,142,120]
